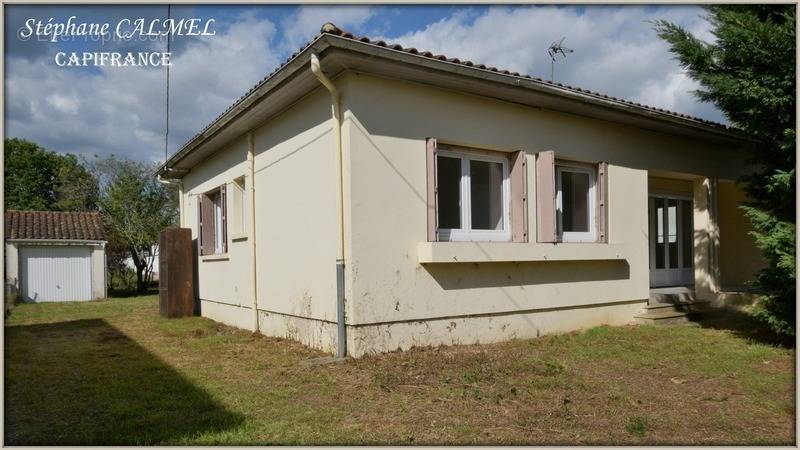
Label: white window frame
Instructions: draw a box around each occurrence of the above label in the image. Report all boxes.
[437,148,511,242]
[212,192,224,254]
[555,162,597,243]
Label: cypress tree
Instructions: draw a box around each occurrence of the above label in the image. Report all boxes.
[655,5,796,335]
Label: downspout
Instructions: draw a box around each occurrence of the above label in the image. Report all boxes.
[247,133,260,333]
[311,53,347,358]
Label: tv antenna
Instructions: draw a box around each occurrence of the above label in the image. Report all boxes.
[548,37,573,82]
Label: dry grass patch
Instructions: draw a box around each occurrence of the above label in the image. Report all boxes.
[5,296,795,445]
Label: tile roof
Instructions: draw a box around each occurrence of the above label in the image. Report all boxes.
[317,23,729,129]
[5,210,106,241]
[168,22,731,169]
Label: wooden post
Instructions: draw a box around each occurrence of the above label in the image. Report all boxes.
[159,227,195,318]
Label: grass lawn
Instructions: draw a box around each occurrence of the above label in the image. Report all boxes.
[4,296,795,445]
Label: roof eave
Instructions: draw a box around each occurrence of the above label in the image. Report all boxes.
[7,238,107,245]
[156,34,335,178]
[158,33,751,178]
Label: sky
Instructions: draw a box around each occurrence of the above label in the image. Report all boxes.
[4,4,725,163]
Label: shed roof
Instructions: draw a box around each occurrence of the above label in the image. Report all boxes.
[5,210,106,242]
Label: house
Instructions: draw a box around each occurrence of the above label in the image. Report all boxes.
[156,23,763,357]
[5,210,107,302]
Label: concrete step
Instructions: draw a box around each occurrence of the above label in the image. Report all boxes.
[649,287,696,305]
[634,302,716,325]
[643,299,711,314]
[634,310,691,325]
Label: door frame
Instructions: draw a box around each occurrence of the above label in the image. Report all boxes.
[649,193,694,287]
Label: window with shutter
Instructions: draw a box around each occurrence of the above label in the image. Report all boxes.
[198,185,228,255]
[426,140,526,242]
[536,152,608,244]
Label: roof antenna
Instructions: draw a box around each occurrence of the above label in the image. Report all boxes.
[548,37,573,82]
[165,4,171,163]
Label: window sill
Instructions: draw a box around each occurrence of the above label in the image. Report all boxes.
[201,253,229,262]
[417,241,629,264]
[231,233,249,242]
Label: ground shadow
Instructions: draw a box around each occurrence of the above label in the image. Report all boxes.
[4,319,244,445]
[689,308,794,348]
[108,279,159,298]
[425,259,630,290]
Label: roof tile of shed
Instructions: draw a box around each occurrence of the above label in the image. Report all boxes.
[5,210,106,241]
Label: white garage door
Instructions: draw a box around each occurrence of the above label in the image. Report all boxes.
[20,246,92,302]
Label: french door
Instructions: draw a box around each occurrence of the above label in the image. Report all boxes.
[649,195,694,287]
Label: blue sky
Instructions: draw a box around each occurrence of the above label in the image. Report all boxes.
[5,4,724,162]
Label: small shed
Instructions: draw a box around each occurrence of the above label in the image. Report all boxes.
[5,210,107,302]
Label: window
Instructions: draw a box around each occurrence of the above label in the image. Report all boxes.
[555,162,597,242]
[198,185,227,255]
[535,152,607,244]
[436,147,510,241]
[213,192,224,254]
[231,176,247,236]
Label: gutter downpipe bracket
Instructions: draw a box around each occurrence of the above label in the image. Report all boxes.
[311,52,347,359]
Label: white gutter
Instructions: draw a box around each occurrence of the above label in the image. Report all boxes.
[311,53,347,358]
[247,132,260,333]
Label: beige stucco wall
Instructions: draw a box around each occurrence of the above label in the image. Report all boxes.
[649,176,694,196]
[182,135,254,314]
[342,73,749,340]
[179,70,755,356]
[718,180,765,290]
[181,87,342,352]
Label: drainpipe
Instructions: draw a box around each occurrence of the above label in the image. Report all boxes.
[311,53,347,358]
[247,132,260,333]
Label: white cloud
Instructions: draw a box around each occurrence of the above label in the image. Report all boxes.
[4,6,727,163]
[5,13,280,161]
[281,5,376,51]
[46,93,80,115]
[379,5,725,124]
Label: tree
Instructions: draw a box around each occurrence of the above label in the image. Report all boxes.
[92,156,178,293]
[53,154,99,212]
[4,138,98,211]
[654,5,796,335]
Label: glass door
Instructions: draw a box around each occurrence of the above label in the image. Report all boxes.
[649,195,694,287]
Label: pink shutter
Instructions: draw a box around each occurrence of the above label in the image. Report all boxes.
[597,161,608,243]
[198,196,204,256]
[220,184,228,253]
[535,151,556,243]
[426,138,438,242]
[510,150,528,242]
